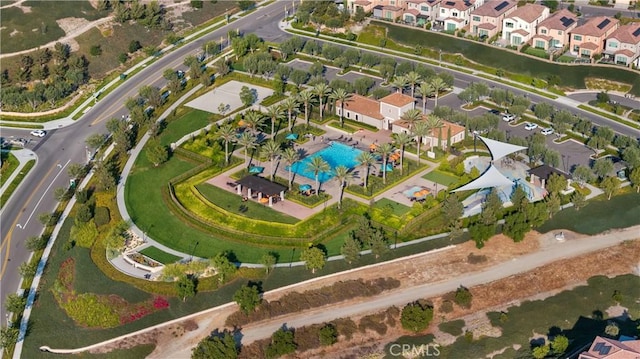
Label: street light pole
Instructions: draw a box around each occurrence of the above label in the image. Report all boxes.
[439,50,442,67]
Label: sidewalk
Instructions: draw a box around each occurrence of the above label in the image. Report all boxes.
[0,149,37,196]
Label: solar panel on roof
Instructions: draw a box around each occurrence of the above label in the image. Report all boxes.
[597,19,611,30]
[494,1,509,11]
[560,16,575,27]
[593,342,603,351]
[633,28,640,37]
[446,1,455,5]
[599,345,611,355]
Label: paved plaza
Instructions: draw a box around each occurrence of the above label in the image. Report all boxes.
[184,80,274,114]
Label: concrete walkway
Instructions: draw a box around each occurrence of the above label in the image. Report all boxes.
[0,149,37,198]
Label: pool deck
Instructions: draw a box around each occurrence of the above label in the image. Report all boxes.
[205,123,444,219]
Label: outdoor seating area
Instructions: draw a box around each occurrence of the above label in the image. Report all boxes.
[235,175,286,207]
[403,186,431,202]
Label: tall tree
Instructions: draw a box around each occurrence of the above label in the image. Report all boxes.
[393,132,412,175]
[401,301,433,332]
[260,140,281,180]
[217,124,236,165]
[601,176,619,200]
[211,252,237,284]
[376,142,394,184]
[312,83,331,121]
[192,330,238,359]
[341,235,362,264]
[391,75,407,93]
[356,151,376,190]
[630,167,640,193]
[442,193,463,229]
[430,77,447,108]
[404,71,421,98]
[265,104,284,136]
[281,147,299,189]
[236,131,257,164]
[416,81,435,113]
[242,110,265,134]
[399,108,423,131]
[300,246,326,273]
[425,114,444,151]
[412,121,430,165]
[232,284,261,314]
[297,90,315,127]
[306,156,330,194]
[333,165,352,209]
[281,97,298,132]
[260,253,277,274]
[176,275,196,302]
[330,88,352,128]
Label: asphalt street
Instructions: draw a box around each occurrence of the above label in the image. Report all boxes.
[1,0,639,329]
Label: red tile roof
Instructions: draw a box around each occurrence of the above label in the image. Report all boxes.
[440,0,476,11]
[615,49,636,57]
[478,22,497,30]
[471,0,516,17]
[339,94,384,120]
[608,23,640,44]
[572,16,619,37]
[580,42,599,50]
[507,4,547,23]
[380,92,415,107]
[537,9,577,31]
[511,29,530,36]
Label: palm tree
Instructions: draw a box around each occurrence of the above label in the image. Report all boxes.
[265,104,284,137]
[391,75,407,94]
[281,147,299,189]
[312,83,331,121]
[260,140,281,180]
[404,71,421,98]
[376,143,394,184]
[330,88,352,128]
[297,90,315,127]
[333,165,352,209]
[412,121,430,165]
[217,123,236,165]
[243,110,266,134]
[306,156,330,195]
[237,131,257,164]
[399,108,423,131]
[357,151,376,190]
[416,81,435,113]
[425,114,444,151]
[393,132,413,175]
[282,97,298,132]
[430,77,447,108]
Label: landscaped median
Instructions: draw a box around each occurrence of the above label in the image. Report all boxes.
[577,104,640,130]
[0,159,35,208]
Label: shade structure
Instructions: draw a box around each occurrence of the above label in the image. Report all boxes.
[249,166,264,174]
[369,143,378,150]
[451,164,514,192]
[285,133,299,140]
[478,136,527,162]
[414,189,430,198]
[299,184,312,191]
[238,120,246,127]
[381,163,393,172]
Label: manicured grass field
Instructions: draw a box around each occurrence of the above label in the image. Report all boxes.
[0,1,108,53]
[538,192,640,235]
[138,246,182,265]
[160,108,212,147]
[373,198,411,217]
[195,182,299,224]
[0,159,35,209]
[0,151,19,187]
[375,22,640,95]
[523,47,548,59]
[391,274,640,358]
[422,170,459,187]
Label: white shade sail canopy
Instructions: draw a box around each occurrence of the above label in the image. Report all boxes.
[479,136,527,162]
[451,164,514,192]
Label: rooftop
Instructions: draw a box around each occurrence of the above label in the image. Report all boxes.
[573,16,619,37]
[608,23,640,44]
[440,0,476,11]
[579,336,640,359]
[471,0,516,17]
[237,175,287,196]
[528,164,572,181]
[506,4,547,23]
[339,94,384,120]
[537,9,577,31]
[380,92,415,107]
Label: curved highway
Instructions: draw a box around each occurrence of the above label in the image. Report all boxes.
[2,0,639,328]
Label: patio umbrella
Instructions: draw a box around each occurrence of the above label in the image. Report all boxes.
[369,143,378,150]
[238,120,246,127]
[249,166,264,174]
[299,184,312,191]
[285,133,299,140]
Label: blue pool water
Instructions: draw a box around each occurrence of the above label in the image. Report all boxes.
[288,142,363,183]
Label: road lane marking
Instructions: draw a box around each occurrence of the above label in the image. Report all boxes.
[23,159,71,229]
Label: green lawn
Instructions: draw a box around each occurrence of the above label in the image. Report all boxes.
[0,151,19,187]
[160,108,213,147]
[524,47,548,59]
[0,159,35,209]
[194,182,299,224]
[422,170,459,187]
[538,192,640,235]
[391,274,640,359]
[374,22,640,95]
[0,1,108,53]
[373,198,411,217]
[138,246,182,265]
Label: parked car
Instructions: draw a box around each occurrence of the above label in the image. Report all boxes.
[502,113,516,122]
[541,128,554,136]
[524,123,538,131]
[30,130,46,137]
[488,109,501,116]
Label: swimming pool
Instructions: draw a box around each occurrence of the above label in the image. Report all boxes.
[288,142,363,183]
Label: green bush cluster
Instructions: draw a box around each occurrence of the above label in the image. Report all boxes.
[94,206,111,226]
[60,293,120,328]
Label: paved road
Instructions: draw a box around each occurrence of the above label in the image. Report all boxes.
[0,0,296,327]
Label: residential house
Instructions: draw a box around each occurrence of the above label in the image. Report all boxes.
[501,4,549,46]
[336,92,415,131]
[436,0,485,31]
[578,336,640,359]
[469,0,517,39]
[402,8,430,26]
[392,118,466,149]
[349,0,375,13]
[405,0,442,22]
[373,4,404,21]
[604,23,640,67]
[530,9,577,50]
[569,16,619,59]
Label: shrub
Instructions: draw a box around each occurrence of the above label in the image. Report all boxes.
[359,313,388,335]
[94,206,111,226]
[90,45,102,56]
[59,293,120,328]
[439,300,454,313]
[75,189,89,204]
[454,286,473,309]
[401,301,433,332]
[70,219,98,248]
[129,40,142,53]
[75,203,93,223]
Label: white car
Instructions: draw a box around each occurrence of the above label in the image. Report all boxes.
[540,128,554,136]
[524,123,538,131]
[502,113,516,122]
[30,130,46,137]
